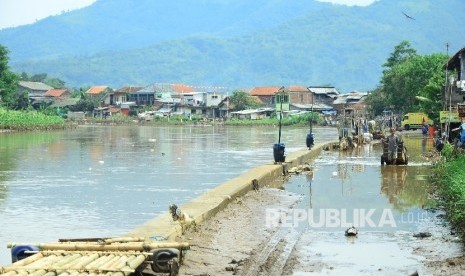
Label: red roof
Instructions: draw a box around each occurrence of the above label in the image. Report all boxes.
[171,84,195,93]
[44,89,69,97]
[287,86,307,92]
[86,86,109,94]
[249,86,281,96]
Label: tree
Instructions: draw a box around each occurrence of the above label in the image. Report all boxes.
[383,40,417,69]
[368,41,448,118]
[0,45,19,108]
[365,87,389,116]
[381,53,447,114]
[20,72,66,88]
[228,90,263,111]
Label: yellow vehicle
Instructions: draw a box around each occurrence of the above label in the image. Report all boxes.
[401,112,433,130]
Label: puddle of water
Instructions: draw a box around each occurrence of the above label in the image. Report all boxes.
[283,137,464,275]
[292,231,421,275]
[284,137,436,233]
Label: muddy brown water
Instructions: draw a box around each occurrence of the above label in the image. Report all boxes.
[0,125,337,265]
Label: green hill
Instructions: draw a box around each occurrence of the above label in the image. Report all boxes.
[1,0,464,91]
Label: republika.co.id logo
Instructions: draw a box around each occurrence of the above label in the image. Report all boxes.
[265,208,400,228]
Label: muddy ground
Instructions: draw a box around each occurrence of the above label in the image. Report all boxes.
[177,187,465,276]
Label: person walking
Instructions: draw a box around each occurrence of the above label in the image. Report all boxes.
[385,128,399,164]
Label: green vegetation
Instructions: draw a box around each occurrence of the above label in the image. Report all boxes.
[0,45,19,108]
[228,90,263,111]
[0,108,65,130]
[430,152,465,241]
[366,41,448,122]
[19,72,66,89]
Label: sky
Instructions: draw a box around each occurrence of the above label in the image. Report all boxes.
[0,0,97,29]
[0,0,377,30]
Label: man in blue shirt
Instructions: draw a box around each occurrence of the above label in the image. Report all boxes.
[452,117,465,148]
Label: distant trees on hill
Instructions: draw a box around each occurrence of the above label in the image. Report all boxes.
[366,40,448,122]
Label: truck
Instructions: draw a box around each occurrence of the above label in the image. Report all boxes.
[401,112,433,130]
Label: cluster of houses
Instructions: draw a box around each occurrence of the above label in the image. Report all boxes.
[16,81,369,120]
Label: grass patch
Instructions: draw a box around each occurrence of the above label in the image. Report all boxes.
[430,151,465,240]
[0,108,66,131]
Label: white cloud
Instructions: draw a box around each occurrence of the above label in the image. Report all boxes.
[0,0,96,29]
[316,0,378,6]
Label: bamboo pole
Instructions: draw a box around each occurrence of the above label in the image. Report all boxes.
[125,254,146,269]
[98,255,125,271]
[115,255,135,270]
[8,242,190,251]
[4,252,44,268]
[70,253,100,270]
[103,237,146,244]
[85,254,115,270]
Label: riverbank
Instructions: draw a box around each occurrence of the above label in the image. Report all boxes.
[430,149,465,241]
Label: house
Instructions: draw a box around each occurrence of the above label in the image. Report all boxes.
[113,86,143,105]
[86,86,113,105]
[332,91,368,116]
[307,86,339,106]
[287,86,313,105]
[173,91,227,118]
[272,86,312,114]
[17,81,54,106]
[129,83,195,106]
[217,96,231,118]
[249,86,281,108]
[444,46,465,117]
[44,88,71,99]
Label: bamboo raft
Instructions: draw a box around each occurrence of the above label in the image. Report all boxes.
[1,238,190,276]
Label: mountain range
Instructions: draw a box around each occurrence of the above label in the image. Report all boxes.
[0,0,464,92]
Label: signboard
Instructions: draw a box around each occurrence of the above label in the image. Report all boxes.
[439,111,460,123]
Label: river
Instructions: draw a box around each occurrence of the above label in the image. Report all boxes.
[0,125,338,265]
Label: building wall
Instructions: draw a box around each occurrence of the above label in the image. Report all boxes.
[256,95,274,107]
[289,91,313,105]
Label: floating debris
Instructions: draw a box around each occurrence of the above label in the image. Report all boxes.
[288,164,313,175]
[413,232,432,238]
[345,226,358,236]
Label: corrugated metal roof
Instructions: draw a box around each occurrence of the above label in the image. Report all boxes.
[291,103,333,110]
[307,86,339,95]
[18,81,54,91]
[114,86,144,93]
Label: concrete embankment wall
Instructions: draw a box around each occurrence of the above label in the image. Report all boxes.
[126,141,337,240]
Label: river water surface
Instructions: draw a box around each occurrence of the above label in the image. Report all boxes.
[0,125,337,265]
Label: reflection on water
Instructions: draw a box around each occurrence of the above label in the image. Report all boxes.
[285,136,435,232]
[0,125,337,265]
